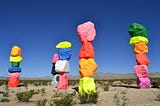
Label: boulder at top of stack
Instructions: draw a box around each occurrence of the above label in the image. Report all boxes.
[77,21,96,42]
[56,41,72,48]
[10,46,22,57]
[128,23,148,38]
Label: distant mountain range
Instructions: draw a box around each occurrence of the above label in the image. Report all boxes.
[1,72,160,80]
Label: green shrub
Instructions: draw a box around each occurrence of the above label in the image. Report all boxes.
[3,86,9,97]
[52,90,63,98]
[34,82,40,86]
[103,81,109,91]
[0,81,4,86]
[3,92,9,97]
[79,92,99,104]
[23,81,28,89]
[37,98,47,106]
[40,88,46,96]
[0,97,10,102]
[49,92,75,106]
[16,90,36,102]
[113,91,128,106]
[155,92,160,101]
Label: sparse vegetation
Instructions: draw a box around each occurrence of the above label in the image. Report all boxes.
[155,91,160,101]
[103,81,109,91]
[52,90,63,98]
[113,90,128,106]
[37,98,48,106]
[0,78,160,105]
[23,81,28,89]
[0,97,10,102]
[79,92,99,104]
[40,88,46,96]
[49,92,76,106]
[16,90,37,102]
[3,86,9,97]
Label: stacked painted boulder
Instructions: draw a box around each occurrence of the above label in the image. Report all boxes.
[51,41,72,90]
[8,46,22,87]
[77,21,98,94]
[128,23,151,88]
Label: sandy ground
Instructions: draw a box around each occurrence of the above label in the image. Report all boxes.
[0,84,160,106]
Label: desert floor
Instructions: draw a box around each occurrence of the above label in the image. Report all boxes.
[0,83,160,106]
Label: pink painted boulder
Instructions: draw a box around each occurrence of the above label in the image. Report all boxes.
[57,72,68,90]
[8,72,20,79]
[77,21,96,42]
[52,54,59,64]
[137,78,151,88]
[134,65,148,78]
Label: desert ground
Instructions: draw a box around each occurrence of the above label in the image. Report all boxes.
[0,80,160,106]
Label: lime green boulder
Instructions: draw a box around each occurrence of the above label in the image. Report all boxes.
[129,36,149,45]
[128,23,148,38]
[56,41,72,48]
[78,77,96,94]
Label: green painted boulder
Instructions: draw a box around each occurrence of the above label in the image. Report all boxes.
[128,23,148,38]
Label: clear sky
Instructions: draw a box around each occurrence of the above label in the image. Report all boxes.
[0,0,160,77]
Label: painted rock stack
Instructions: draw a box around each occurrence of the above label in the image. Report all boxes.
[128,23,151,88]
[77,21,98,94]
[51,41,72,90]
[8,46,22,87]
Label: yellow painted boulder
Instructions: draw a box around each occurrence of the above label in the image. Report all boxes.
[10,56,23,62]
[78,77,96,94]
[129,36,148,45]
[56,41,72,48]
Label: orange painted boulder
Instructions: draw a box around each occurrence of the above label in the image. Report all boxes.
[134,42,148,54]
[79,58,97,77]
[8,78,19,87]
[10,46,22,57]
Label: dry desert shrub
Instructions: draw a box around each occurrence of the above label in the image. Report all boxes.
[16,89,37,102]
[49,92,76,106]
[36,98,48,106]
[113,90,128,106]
[78,92,99,104]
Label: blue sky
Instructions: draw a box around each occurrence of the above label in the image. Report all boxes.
[0,0,160,77]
